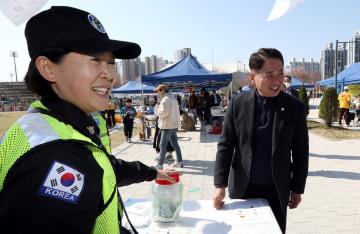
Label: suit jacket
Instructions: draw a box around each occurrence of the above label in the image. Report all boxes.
[287,88,299,98]
[211,93,222,106]
[214,89,309,209]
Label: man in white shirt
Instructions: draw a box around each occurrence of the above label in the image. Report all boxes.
[154,84,183,169]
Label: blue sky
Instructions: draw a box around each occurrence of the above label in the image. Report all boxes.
[1,0,360,82]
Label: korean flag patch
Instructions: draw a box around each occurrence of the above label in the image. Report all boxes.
[39,161,85,204]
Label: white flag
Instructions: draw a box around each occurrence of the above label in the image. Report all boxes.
[267,0,305,22]
[0,0,48,26]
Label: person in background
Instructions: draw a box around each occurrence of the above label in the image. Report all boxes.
[213,48,309,233]
[176,94,181,106]
[154,84,183,169]
[284,75,299,98]
[338,86,351,126]
[188,90,199,124]
[0,6,176,233]
[210,90,221,107]
[106,96,116,127]
[153,122,175,161]
[120,98,137,143]
[199,88,211,124]
[352,95,360,122]
[180,109,196,131]
[118,97,124,109]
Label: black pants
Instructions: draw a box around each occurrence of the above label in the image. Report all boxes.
[123,118,134,139]
[153,127,174,153]
[339,108,350,125]
[107,109,116,127]
[243,182,287,233]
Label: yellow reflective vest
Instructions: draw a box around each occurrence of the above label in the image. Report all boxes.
[338,91,351,109]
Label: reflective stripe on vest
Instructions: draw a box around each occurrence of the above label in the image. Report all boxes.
[0,101,122,233]
[17,112,59,148]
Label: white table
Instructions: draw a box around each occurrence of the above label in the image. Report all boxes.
[124,199,282,234]
[211,111,226,117]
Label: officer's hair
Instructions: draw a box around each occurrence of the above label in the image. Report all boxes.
[249,48,284,71]
[24,48,70,100]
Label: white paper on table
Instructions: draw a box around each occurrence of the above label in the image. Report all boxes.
[124,201,152,229]
[0,0,48,26]
[267,0,305,22]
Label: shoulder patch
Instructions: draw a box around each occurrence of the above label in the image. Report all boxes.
[39,161,85,204]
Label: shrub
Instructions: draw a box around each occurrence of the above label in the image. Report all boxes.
[298,84,309,115]
[319,87,338,127]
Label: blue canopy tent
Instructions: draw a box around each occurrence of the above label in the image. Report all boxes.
[317,63,360,89]
[290,77,314,88]
[112,80,156,94]
[142,55,232,90]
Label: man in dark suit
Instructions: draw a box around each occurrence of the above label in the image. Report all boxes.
[210,90,222,107]
[213,48,309,233]
[284,75,299,98]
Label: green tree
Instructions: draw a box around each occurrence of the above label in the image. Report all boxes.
[298,84,309,115]
[319,87,339,127]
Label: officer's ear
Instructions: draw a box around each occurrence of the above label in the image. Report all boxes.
[35,56,57,83]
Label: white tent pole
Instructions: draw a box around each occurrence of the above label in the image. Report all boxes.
[140,76,144,104]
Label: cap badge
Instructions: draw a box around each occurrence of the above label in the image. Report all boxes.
[88,14,106,33]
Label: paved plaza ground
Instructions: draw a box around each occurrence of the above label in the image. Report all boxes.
[113,120,360,234]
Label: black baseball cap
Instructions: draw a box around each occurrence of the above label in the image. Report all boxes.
[25,6,141,59]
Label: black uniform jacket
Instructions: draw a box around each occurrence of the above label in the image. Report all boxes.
[214,89,309,209]
[0,98,157,234]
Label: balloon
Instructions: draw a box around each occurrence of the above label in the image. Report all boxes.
[0,0,48,26]
[267,0,305,22]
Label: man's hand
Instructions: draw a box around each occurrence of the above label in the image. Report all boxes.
[213,187,226,209]
[288,192,302,209]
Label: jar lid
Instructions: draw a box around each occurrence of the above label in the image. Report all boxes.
[155,173,180,185]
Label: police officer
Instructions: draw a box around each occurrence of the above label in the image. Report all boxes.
[0,6,175,234]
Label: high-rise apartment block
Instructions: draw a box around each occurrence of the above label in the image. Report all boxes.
[320,31,360,80]
[121,57,142,83]
[144,57,151,75]
[174,48,191,63]
[288,58,320,75]
[320,43,335,80]
[150,55,157,74]
[320,43,347,80]
[336,43,348,73]
[347,31,360,64]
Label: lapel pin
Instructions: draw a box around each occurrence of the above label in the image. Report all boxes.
[87,126,95,135]
[281,107,285,111]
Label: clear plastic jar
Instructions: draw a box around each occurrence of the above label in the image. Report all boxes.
[151,173,183,222]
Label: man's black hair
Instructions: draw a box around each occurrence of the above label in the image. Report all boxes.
[284,75,292,81]
[248,48,284,71]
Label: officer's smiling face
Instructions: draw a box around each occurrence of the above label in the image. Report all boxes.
[50,51,116,114]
